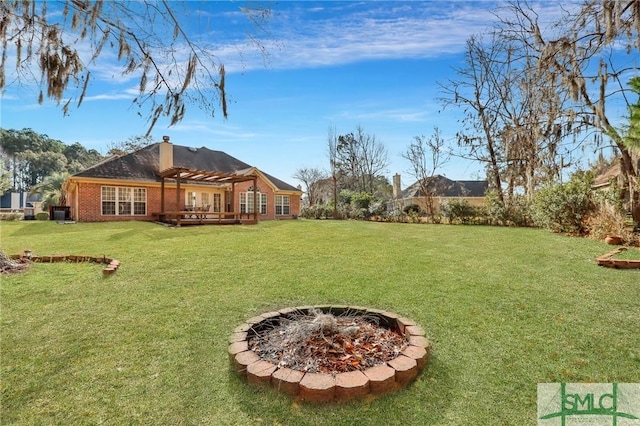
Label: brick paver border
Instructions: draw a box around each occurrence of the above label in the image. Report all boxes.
[10,253,121,275]
[595,247,640,269]
[229,305,430,403]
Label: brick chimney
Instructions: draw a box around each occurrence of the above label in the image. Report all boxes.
[393,173,401,199]
[159,135,173,171]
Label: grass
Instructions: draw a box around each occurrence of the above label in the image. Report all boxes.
[1,220,639,425]
[611,246,640,259]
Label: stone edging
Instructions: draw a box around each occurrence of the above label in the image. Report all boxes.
[229,305,430,403]
[10,253,121,276]
[595,247,640,269]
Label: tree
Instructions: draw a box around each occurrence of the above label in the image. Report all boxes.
[0,128,67,190]
[106,135,154,157]
[64,143,104,173]
[0,161,10,193]
[497,0,640,227]
[327,125,340,219]
[30,172,70,209]
[622,77,640,151]
[293,167,327,207]
[441,31,572,206]
[440,34,507,203]
[402,127,451,217]
[335,126,389,194]
[1,2,271,135]
[0,128,104,190]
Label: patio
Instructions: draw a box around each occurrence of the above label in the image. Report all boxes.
[153,166,259,226]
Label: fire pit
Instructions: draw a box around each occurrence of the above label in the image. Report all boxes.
[229,305,430,402]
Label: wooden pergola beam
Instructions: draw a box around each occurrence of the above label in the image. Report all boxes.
[157,166,258,223]
[158,167,256,184]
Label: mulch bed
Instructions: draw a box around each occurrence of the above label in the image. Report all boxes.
[248,309,408,374]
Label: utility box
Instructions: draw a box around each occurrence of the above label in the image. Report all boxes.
[49,206,71,221]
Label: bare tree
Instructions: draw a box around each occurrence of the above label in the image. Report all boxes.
[106,135,154,156]
[402,127,451,216]
[335,125,389,194]
[497,0,640,226]
[1,1,270,135]
[327,125,340,219]
[440,34,507,203]
[293,167,327,207]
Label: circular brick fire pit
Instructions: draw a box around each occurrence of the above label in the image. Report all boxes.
[229,305,430,402]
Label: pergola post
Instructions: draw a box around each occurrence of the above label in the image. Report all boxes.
[253,176,258,222]
[176,174,181,226]
[157,166,257,225]
[160,177,165,214]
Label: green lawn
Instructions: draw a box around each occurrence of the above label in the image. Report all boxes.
[1,220,638,425]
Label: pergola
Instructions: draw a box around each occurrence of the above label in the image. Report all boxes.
[156,167,258,225]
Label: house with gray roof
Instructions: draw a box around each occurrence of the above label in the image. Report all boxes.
[390,173,489,214]
[64,136,302,224]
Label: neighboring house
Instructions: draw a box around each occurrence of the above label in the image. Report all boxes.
[592,159,639,219]
[390,173,489,213]
[0,191,43,217]
[64,137,302,223]
[592,162,625,192]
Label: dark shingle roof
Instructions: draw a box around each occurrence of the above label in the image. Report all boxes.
[402,175,488,198]
[74,143,253,182]
[73,143,299,191]
[261,171,300,192]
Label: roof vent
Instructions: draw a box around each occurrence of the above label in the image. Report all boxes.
[188,147,198,152]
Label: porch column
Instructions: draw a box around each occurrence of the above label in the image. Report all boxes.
[253,176,258,222]
[229,182,235,213]
[176,174,181,226]
[160,177,165,212]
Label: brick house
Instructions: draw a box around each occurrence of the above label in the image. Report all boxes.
[64,137,302,223]
[389,173,488,213]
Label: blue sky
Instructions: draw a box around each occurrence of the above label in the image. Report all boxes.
[1,1,578,188]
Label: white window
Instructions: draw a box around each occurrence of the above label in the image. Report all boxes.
[240,191,267,214]
[275,195,290,215]
[185,191,196,208]
[133,188,146,215]
[102,186,146,216]
[213,193,221,212]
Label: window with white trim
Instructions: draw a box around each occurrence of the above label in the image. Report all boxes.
[213,193,221,212]
[200,192,210,207]
[275,195,290,215]
[102,186,146,216]
[240,191,267,214]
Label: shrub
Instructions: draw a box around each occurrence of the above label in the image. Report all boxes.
[531,171,594,234]
[587,203,631,242]
[351,192,373,210]
[440,199,476,224]
[403,204,421,215]
[0,212,24,221]
[484,191,532,227]
[35,212,50,221]
[300,205,334,219]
